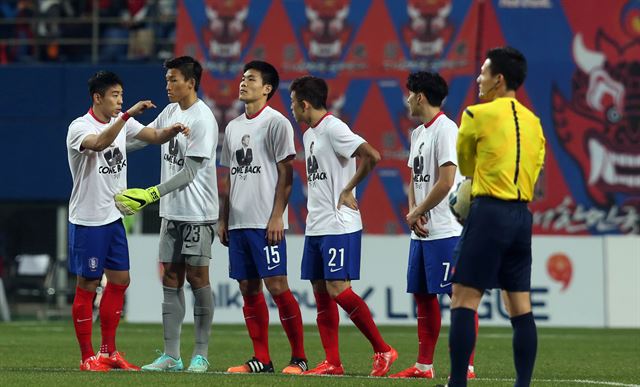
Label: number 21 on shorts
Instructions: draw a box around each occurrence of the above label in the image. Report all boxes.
[328,247,344,272]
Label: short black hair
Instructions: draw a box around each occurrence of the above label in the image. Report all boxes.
[88,70,123,98]
[164,56,203,91]
[289,75,328,109]
[243,60,279,100]
[486,46,527,91]
[405,71,448,107]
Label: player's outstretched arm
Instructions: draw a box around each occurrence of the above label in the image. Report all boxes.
[338,142,381,210]
[266,155,294,246]
[113,156,202,215]
[135,122,190,144]
[80,100,156,152]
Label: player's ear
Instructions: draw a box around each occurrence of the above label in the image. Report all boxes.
[93,92,101,105]
[263,84,272,97]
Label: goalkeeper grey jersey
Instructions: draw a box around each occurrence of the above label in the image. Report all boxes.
[150,100,219,222]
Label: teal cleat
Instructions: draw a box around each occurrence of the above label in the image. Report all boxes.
[141,351,183,372]
[187,355,210,373]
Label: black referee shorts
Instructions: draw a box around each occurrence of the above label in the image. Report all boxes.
[451,196,532,292]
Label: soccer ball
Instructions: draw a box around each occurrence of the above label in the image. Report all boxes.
[449,179,472,224]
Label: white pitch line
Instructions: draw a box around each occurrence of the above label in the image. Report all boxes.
[2,368,638,386]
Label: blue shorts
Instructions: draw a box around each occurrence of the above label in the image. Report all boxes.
[452,197,532,291]
[68,219,130,279]
[407,236,459,294]
[228,229,288,280]
[301,231,362,281]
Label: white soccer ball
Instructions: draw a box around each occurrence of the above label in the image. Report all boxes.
[449,179,472,224]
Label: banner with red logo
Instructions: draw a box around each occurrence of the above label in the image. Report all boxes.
[176,0,640,235]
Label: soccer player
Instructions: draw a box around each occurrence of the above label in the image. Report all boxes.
[114,56,218,373]
[289,75,397,377]
[67,70,188,371]
[444,47,545,387]
[217,60,307,374]
[390,71,477,379]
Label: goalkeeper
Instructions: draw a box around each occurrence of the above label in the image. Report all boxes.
[115,56,219,373]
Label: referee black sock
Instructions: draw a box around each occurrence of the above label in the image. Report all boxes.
[448,307,476,387]
[511,312,537,387]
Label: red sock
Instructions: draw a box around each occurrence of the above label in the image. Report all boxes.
[469,311,479,365]
[334,287,390,353]
[314,292,341,366]
[242,293,270,364]
[272,290,306,359]
[99,282,128,355]
[415,293,441,364]
[72,286,95,361]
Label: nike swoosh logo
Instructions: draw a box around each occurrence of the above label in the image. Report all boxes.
[281,315,296,321]
[330,267,343,273]
[123,194,146,206]
[267,264,280,270]
[440,282,452,288]
[185,244,196,248]
[76,318,92,323]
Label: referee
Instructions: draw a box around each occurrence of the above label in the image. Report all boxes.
[445,47,546,387]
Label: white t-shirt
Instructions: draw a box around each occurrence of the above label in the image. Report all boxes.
[220,105,296,230]
[149,100,219,222]
[408,112,463,240]
[67,109,144,226]
[303,114,366,236]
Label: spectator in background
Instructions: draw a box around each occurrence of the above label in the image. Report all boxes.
[151,0,176,60]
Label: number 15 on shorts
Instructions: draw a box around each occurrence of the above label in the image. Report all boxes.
[263,245,281,270]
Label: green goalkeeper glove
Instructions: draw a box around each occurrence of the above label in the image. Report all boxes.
[115,186,160,215]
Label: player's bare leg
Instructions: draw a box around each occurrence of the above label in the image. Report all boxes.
[264,275,307,374]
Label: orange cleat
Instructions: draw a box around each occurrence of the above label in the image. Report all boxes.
[98,351,141,371]
[302,360,344,376]
[281,357,308,374]
[227,357,274,373]
[370,346,398,377]
[80,355,111,372]
[389,365,434,378]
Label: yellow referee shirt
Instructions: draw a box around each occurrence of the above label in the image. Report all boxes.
[457,97,545,202]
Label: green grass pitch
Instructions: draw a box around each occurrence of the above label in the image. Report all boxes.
[1,322,638,386]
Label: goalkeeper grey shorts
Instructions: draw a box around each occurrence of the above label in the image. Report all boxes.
[159,219,216,267]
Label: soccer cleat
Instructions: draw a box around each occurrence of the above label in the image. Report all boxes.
[80,355,112,372]
[468,365,477,379]
[187,355,209,373]
[227,357,274,373]
[141,352,184,371]
[389,365,434,378]
[302,360,344,376]
[281,357,308,374]
[370,346,398,377]
[98,351,140,371]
